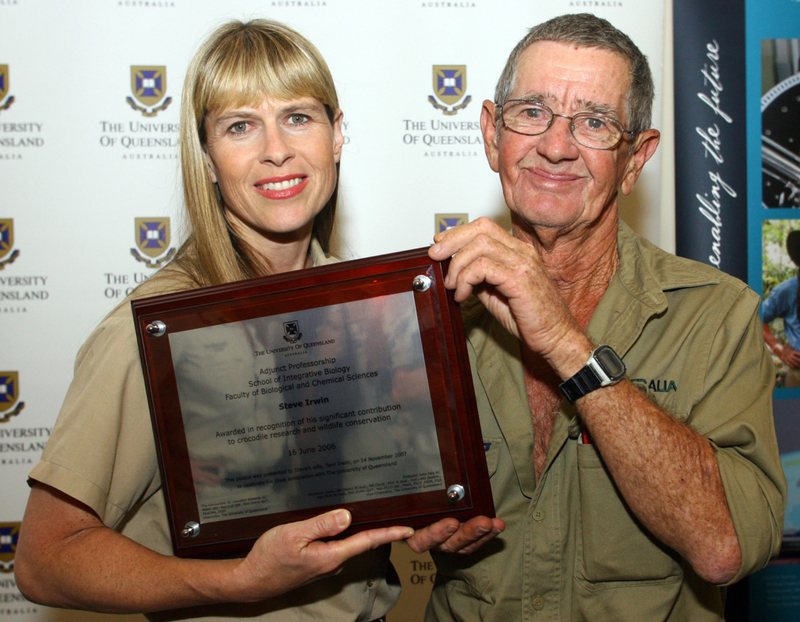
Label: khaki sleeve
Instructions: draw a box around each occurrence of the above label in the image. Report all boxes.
[689,287,787,584]
[29,310,160,529]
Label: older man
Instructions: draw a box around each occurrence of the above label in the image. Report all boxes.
[423,13,786,621]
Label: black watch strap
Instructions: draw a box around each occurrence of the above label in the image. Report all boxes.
[560,366,602,403]
[559,345,626,403]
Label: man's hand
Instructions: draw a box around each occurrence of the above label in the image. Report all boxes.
[777,344,800,368]
[428,217,590,371]
[404,516,505,555]
[762,322,800,369]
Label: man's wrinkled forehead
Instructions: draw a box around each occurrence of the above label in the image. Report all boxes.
[510,42,632,117]
[512,90,622,117]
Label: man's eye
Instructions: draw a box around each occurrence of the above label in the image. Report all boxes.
[578,116,608,131]
[523,107,545,119]
[289,114,310,125]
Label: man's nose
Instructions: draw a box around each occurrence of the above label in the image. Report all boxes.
[535,114,579,161]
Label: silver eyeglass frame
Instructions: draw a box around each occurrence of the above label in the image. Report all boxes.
[496,99,637,150]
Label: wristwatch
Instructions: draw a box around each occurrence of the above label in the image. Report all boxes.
[559,345,626,403]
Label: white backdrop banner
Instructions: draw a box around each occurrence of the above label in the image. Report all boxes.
[0,1,664,620]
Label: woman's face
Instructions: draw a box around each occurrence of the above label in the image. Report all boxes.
[203,97,343,251]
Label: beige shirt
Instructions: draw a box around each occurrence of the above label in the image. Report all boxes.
[427,222,786,622]
[30,240,400,622]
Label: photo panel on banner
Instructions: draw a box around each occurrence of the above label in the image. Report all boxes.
[748,2,800,620]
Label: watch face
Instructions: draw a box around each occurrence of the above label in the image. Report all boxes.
[595,346,626,380]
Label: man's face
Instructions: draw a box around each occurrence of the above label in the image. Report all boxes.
[481,41,659,237]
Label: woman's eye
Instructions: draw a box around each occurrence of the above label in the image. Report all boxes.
[229,121,248,134]
[288,114,310,125]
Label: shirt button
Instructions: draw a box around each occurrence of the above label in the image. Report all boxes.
[533,508,545,521]
[533,596,545,610]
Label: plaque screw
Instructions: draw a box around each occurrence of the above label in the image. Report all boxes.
[181,521,200,538]
[146,320,167,337]
[413,275,432,292]
[447,484,465,504]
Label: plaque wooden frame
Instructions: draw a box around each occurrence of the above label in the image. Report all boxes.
[132,248,494,559]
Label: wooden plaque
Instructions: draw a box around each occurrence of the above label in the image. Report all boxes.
[132,248,493,559]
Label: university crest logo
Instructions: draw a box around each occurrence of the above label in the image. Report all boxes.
[436,213,468,235]
[429,65,471,116]
[0,65,14,113]
[131,217,176,268]
[127,66,172,117]
[283,320,302,344]
[0,523,20,573]
[0,219,20,270]
[0,372,25,424]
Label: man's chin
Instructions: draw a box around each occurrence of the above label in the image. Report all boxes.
[510,203,582,232]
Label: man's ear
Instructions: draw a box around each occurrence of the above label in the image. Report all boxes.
[620,129,660,195]
[480,100,501,173]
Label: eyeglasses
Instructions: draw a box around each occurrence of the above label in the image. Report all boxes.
[497,99,636,150]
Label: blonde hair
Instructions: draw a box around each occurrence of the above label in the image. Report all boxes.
[176,19,340,286]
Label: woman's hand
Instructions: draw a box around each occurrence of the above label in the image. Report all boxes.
[231,510,414,600]
[16,484,412,612]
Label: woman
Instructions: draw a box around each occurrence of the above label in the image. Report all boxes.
[14,19,421,621]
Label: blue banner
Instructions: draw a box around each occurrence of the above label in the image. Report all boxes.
[675,2,800,619]
[674,0,748,281]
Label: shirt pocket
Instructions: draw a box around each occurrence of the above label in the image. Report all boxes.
[576,443,683,587]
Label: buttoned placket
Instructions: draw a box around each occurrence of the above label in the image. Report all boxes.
[473,225,672,622]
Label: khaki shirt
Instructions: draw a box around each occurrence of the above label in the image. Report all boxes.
[428,223,786,622]
[30,240,400,622]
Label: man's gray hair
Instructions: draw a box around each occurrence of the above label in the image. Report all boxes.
[494,13,655,134]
